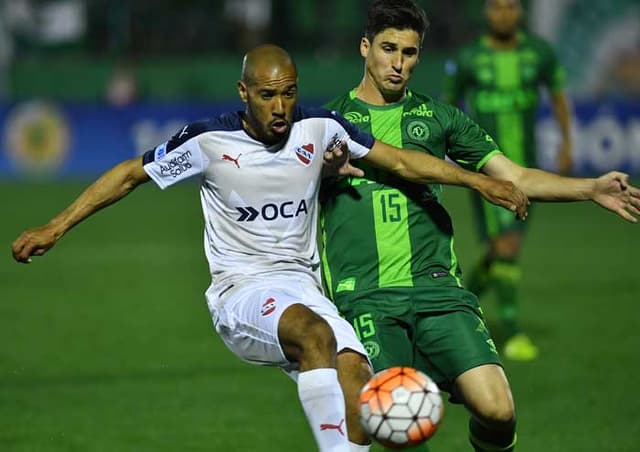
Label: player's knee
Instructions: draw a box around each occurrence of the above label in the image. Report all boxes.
[476,396,515,427]
[279,305,337,368]
[300,317,337,359]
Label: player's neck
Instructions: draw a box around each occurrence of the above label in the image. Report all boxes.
[355,78,406,106]
[487,31,519,50]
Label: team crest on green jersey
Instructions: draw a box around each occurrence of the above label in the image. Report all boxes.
[407,120,430,141]
[364,341,381,359]
[344,111,370,124]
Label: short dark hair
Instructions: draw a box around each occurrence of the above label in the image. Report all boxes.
[365,0,430,43]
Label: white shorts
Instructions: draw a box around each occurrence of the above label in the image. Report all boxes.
[206,278,367,374]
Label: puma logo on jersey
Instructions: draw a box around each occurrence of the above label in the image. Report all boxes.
[236,200,309,222]
[222,153,242,168]
[178,125,189,138]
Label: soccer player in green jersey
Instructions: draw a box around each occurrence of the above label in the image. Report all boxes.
[320,0,640,451]
[443,0,574,361]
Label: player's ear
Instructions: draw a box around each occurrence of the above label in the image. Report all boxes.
[360,37,370,58]
[237,80,248,104]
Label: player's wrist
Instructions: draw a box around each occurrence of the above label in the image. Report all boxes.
[584,178,599,201]
[465,172,487,191]
[46,218,69,240]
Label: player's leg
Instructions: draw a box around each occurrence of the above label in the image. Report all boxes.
[299,285,382,450]
[209,282,351,452]
[455,365,516,452]
[468,196,535,361]
[414,304,514,452]
[487,230,537,361]
[337,350,374,450]
[335,296,430,451]
[278,303,353,452]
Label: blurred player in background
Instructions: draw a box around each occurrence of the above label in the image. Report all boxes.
[11,44,529,452]
[443,0,574,361]
[320,0,639,451]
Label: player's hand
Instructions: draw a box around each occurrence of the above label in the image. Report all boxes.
[477,177,529,220]
[12,225,61,263]
[557,141,572,176]
[591,171,640,223]
[322,140,364,178]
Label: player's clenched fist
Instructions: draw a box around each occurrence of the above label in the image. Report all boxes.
[12,225,61,263]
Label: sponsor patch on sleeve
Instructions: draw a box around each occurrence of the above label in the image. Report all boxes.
[143,144,206,189]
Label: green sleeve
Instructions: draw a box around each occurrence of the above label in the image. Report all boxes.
[539,40,566,93]
[444,105,502,172]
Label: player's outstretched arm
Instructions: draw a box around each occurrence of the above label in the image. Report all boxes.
[363,140,529,219]
[12,157,151,263]
[482,154,640,223]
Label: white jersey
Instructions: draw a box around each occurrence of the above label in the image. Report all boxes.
[142,106,374,290]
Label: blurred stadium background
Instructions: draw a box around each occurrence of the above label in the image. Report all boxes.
[1,1,638,451]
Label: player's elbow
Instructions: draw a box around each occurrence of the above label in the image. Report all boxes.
[111,158,149,194]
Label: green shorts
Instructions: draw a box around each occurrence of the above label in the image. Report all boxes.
[471,192,530,240]
[334,287,502,397]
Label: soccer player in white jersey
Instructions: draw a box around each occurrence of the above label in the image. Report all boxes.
[12,45,529,452]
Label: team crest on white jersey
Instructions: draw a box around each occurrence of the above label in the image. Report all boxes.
[295,143,315,166]
[261,297,277,316]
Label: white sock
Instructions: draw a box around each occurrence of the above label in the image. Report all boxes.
[298,368,350,452]
[349,441,371,451]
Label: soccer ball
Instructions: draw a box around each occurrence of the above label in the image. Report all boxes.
[359,367,444,449]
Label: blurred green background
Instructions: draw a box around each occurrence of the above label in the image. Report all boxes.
[2,0,638,101]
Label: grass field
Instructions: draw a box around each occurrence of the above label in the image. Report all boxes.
[2,180,639,452]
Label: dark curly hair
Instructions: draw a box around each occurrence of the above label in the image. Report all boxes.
[365,0,430,43]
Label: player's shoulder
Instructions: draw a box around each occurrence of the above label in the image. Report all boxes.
[175,112,243,139]
[408,90,435,104]
[323,91,353,112]
[294,105,353,127]
[520,31,556,53]
[154,112,245,157]
[295,105,336,120]
[410,91,458,117]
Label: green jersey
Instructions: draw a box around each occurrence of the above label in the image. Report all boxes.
[321,89,501,303]
[444,32,565,167]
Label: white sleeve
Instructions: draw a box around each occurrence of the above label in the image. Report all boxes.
[326,111,375,159]
[142,138,208,190]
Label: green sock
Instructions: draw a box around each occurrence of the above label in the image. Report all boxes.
[488,259,521,338]
[469,417,517,452]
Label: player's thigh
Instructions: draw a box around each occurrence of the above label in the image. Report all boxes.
[207,282,300,367]
[208,280,362,368]
[337,302,414,372]
[301,285,368,361]
[413,307,501,395]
